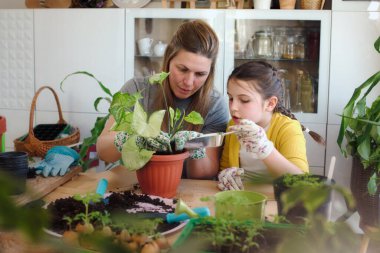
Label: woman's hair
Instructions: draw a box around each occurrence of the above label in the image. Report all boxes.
[153,19,219,132]
[228,61,325,145]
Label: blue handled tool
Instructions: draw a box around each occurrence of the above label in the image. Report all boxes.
[130,206,210,224]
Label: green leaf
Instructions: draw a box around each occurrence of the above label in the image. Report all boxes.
[357,137,371,161]
[374,36,380,53]
[109,91,141,123]
[60,71,113,97]
[368,173,378,195]
[169,107,175,129]
[121,136,155,171]
[94,97,112,112]
[184,111,204,125]
[148,72,170,85]
[132,102,165,138]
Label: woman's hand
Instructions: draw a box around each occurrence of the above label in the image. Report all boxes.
[217,167,244,191]
[174,131,206,159]
[229,119,274,160]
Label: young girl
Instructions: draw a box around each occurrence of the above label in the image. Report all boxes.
[218,61,324,191]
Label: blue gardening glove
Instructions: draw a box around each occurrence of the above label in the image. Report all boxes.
[229,119,274,160]
[114,131,170,152]
[34,146,80,177]
[217,167,244,191]
[174,131,206,160]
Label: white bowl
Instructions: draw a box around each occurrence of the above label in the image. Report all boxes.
[112,0,151,8]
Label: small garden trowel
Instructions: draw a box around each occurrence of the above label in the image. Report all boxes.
[184,131,237,149]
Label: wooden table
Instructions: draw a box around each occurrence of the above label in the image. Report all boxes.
[42,165,277,244]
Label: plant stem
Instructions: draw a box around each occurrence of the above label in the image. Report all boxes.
[160,83,172,153]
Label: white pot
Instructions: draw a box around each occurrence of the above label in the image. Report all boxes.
[153,41,167,57]
[253,0,271,9]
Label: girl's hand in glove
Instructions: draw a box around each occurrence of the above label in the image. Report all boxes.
[217,167,244,191]
[174,131,206,159]
[229,119,274,160]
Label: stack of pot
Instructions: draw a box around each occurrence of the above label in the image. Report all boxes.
[0,151,29,195]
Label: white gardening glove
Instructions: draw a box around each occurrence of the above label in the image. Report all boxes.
[229,119,274,160]
[174,131,206,160]
[217,167,244,191]
[114,131,170,152]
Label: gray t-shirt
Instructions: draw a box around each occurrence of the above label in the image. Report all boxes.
[120,77,229,134]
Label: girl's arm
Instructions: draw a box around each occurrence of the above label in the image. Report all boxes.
[262,149,304,177]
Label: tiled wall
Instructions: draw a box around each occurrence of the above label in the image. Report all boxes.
[0,9,125,151]
[0,10,34,150]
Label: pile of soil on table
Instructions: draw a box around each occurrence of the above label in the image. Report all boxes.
[47,190,179,235]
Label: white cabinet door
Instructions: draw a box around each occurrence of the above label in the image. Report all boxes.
[34,9,125,139]
[125,8,225,95]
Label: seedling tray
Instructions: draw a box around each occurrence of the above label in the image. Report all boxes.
[172,218,303,253]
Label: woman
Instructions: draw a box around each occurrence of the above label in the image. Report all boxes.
[217,61,325,191]
[96,20,229,179]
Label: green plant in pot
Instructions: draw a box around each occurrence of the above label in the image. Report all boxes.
[272,173,333,224]
[337,36,380,228]
[61,71,204,198]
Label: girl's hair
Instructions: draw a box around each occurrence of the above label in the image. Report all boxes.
[153,19,219,132]
[228,61,325,145]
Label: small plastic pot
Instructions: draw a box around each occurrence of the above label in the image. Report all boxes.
[215,190,267,221]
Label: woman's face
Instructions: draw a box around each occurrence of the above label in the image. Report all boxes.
[227,79,272,127]
[168,50,212,99]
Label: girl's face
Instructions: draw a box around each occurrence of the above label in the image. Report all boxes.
[227,79,275,128]
[168,50,212,99]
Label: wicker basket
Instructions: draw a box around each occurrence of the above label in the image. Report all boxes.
[350,156,379,228]
[14,86,80,158]
[300,0,324,9]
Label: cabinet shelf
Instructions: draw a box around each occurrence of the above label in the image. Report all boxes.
[234,57,315,62]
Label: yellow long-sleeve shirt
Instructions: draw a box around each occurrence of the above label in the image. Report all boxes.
[220,113,309,173]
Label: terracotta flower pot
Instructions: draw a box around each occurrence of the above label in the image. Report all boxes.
[136,151,189,198]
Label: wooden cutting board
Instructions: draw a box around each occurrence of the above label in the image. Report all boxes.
[15,166,82,205]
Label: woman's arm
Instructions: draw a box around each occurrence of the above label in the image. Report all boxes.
[96,116,121,163]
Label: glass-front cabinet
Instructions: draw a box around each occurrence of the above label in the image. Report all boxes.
[224,10,331,124]
[125,9,225,94]
[125,9,331,174]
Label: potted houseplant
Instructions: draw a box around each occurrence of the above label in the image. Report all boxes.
[337,36,380,228]
[61,71,204,198]
[272,173,333,224]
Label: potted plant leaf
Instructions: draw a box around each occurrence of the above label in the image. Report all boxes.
[337,36,380,228]
[61,71,204,198]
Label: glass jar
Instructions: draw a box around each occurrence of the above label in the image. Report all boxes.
[295,34,306,59]
[252,31,273,58]
[273,27,287,60]
[283,35,295,60]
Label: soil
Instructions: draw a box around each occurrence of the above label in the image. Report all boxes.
[47,190,180,235]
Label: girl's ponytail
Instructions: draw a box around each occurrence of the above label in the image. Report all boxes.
[276,104,325,145]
